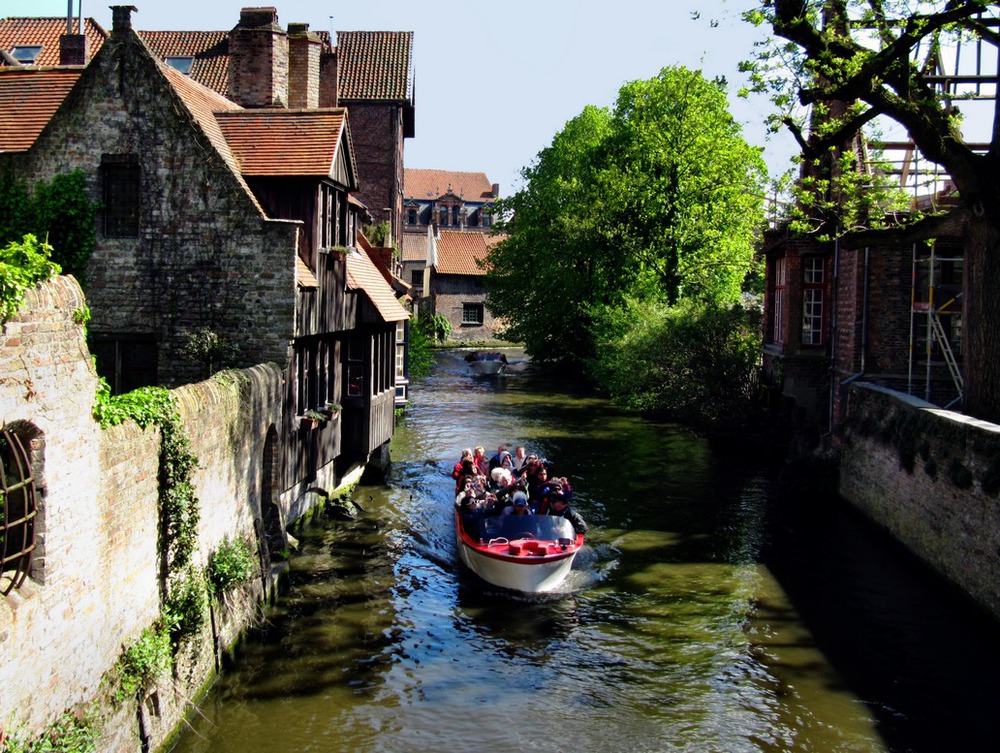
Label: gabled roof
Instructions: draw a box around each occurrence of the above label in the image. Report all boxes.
[139,30,229,94]
[0,17,107,66]
[435,231,492,276]
[0,67,83,152]
[404,169,495,202]
[400,233,428,262]
[216,109,353,181]
[346,249,409,322]
[333,31,413,102]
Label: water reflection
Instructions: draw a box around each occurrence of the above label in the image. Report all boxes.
[174,350,1000,753]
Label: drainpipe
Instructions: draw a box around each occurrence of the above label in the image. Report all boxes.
[839,245,871,416]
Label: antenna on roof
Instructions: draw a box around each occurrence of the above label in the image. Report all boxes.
[66,0,73,34]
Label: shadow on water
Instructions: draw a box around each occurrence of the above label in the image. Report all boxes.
[174,349,1000,753]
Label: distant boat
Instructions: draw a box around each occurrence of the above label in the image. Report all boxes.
[455,508,584,593]
[465,351,507,375]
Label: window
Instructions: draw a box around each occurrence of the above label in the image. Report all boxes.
[481,210,491,229]
[11,46,42,64]
[407,208,417,225]
[462,302,484,325]
[1,426,37,596]
[164,56,194,74]
[468,209,480,228]
[102,155,140,237]
[452,206,460,227]
[89,335,158,394]
[410,269,423,294]
[802,257,824,346]
[295,336,338,414]
[772,257,787,344]
[439,207,448,226]
[346,334,364,397]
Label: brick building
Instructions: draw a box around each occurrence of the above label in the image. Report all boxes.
[403,168,499,234]
[0,5,408,504]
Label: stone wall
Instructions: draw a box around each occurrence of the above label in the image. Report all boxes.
[839,382,1000,620]
[0,277,290,747]
[433,275,499,341]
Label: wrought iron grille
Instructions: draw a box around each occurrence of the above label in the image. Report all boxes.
[0,427,37,596]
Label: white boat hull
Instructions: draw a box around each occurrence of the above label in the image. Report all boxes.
[455,510,582,593]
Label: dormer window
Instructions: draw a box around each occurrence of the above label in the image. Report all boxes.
[164,56,194,75]
[11,46,42,64]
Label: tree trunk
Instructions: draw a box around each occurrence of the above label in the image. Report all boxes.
[962,217,1000,424]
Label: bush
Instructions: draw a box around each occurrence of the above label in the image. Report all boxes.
[0,234,61,322]
[114,625,172,703]
[208,537,257,594]
[589,298,762,425]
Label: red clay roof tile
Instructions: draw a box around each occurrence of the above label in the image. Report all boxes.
[215,109,347,177]
[140,30,229,94]
[334,31,413,102]
[435,231,492,276]
[0,67,82,151]
[0,17,106,66]
[404,169,495,202]
[346,249,409,322]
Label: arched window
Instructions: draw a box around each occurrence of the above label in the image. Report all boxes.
[1,425,38,596]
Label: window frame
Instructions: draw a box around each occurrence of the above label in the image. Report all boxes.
[801,256,825,346]
[101,155,141,238]
[462,302,485,326]
[772,256,787,345]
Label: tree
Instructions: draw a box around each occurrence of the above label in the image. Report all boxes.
[487,67,766,364]
[745,1,1000,423]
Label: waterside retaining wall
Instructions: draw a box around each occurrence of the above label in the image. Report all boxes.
[839,383,1000,621]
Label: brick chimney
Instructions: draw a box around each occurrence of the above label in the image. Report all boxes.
[110,5,137,35]
[229,7,288,108]
[320,46,339,108]
[491,183,500,198]
[287,23,321,109]
[59,33,87,65]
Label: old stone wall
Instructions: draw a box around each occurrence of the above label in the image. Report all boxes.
[433,275,499,341]
[5,28,299,387]
[839,383,1000,620]
[0,277,288,747]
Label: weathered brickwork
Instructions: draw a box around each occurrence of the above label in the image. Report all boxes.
[0,278,293,747]
[839,383,1000,620]
[347,103,404,239]
[2,28,299,388]
[432,276,499,341]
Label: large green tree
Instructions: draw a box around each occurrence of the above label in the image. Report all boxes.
[486,66,766,364]
[746,1,1000,423]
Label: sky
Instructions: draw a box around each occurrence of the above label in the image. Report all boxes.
[3,0,801,196]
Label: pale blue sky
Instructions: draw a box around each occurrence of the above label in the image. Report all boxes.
[2,0,799,195]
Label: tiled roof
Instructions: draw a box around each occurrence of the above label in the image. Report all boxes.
[435,231,491,276]
[0,17,107,66]
[139,30,229,95]
[404,169,495,202]
[333,31,413,102]
[296,256,318,289]
[346,249,409,322]
[400,232,428,262]
[0,67,82,152]
[216,109,347,177]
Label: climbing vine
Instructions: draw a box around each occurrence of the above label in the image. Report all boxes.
[94,383,206,644]
[0,234,61,323]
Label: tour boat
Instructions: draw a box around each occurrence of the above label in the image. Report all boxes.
[454,508,584,593]
[465,351,507,375]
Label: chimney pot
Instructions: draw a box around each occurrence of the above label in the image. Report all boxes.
[59,33,87,65]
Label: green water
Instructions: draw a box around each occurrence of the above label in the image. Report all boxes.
[173,350,1000,752]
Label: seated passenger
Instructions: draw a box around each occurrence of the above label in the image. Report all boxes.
[545,493,587,535]
[501,490,532,517]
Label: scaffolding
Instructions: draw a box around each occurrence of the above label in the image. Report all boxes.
[909,241,964,408]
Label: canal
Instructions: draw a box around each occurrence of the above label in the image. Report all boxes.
[174,350,1000,753]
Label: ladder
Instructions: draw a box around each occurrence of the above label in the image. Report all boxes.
[930,310,964,395]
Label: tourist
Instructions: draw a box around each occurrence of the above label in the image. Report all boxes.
[546,492,587,535]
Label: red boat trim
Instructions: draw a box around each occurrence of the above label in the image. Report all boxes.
[455,510,583,565]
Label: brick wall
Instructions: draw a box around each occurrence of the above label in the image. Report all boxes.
[432,275,500,341]
[0,278,291,746]
[346,102,404,239]
[4,27,299,387]
[839,382,1000,620]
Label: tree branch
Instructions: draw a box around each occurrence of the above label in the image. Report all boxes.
[840,206,970,248]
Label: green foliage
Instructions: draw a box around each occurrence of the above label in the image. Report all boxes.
[589,299,763,425]
[0,234,61,322]
[93,381,174,429]
[487,67,766,365]
[0,168,98,283]
[208,537,257,594]
[363,220,392,247]
[163,565,207,643]
[407,314,449,378]
[177,327,240,378]
[114,624,172,703]
[72,305,90,326]
[2,711,98,753]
